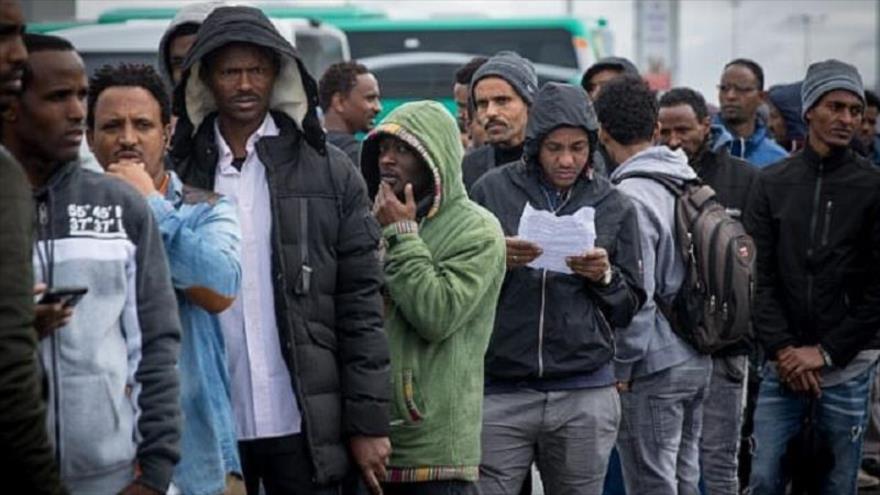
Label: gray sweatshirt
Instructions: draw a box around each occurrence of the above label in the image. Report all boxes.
[33,163,181,493]
[609,146,701,381]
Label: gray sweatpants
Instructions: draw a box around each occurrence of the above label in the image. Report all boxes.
[479,386,620,495]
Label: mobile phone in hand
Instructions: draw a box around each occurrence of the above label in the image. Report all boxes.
[39,286,88,308]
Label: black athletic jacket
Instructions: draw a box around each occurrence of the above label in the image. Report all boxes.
[745,143,880,366]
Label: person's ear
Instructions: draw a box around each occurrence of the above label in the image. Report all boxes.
[700,116,712,139]
[651,121,662,144]
[2,101,19,124]
[331,92,346,113]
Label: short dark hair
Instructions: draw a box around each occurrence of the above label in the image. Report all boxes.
[724,58,765,90]
[659,87,709,121]
[87,63,171,130]
[199,42,281,86]
[21,33,75,92]
[865,90,880,110]
[594,75,658,146]
[454,56,488,85]
[318,60,369,112]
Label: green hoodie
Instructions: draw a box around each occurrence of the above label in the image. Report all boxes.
[362,101,506,482]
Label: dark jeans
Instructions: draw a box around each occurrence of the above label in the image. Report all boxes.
[382,480,480,495]
[239,434,340,495]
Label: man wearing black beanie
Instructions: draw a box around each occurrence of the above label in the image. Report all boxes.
[746,59,880,494]
[461,51,537,192]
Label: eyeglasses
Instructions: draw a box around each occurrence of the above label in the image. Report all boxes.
[718,84,759,94]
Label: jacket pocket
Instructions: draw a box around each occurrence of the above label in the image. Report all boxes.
[305,321,338,352]
[60,374,135,478]
[393,369,425,426]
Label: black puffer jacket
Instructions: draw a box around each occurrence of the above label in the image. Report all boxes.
[169,6,389,484]
[745,144,880,366]
[471,83,645,381]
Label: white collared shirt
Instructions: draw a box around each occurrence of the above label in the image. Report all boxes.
[213,114,302,440]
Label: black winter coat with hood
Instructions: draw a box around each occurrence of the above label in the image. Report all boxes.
[471,83,645,383]
[167,6,390,485]
[745,143,880,366]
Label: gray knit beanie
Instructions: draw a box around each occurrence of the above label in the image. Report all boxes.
[801,59,865,118]
[469,51,538,106]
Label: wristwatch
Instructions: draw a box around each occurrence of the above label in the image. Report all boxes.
[600,267,613,287]
[818,345,834,368]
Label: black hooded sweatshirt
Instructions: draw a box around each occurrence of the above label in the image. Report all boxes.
[471,83,645,387]
[168,6,390,485]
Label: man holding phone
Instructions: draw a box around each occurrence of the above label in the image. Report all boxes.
[2,34,182,495]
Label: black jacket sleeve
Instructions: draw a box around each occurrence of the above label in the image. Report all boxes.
[820,194,880,365]
[744,174,798,358]
[334,162,391,437]
[589,198,646,328]
[0,155,66,494]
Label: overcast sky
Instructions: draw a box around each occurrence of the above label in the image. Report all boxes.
[77,0,878,101]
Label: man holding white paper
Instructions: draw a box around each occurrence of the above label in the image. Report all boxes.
[470,82,645,495]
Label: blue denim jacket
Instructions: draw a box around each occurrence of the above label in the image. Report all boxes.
[148,172,242,495]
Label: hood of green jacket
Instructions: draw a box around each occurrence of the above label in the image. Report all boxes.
[361,101,464,221]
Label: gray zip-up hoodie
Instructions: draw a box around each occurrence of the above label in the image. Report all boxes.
[609,146,700,381]
[34,163,181,493]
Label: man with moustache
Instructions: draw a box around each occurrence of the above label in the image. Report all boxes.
[87,63,244,495]
[746,60,880,494]
[461,51,537,192]
[1,34,181,495]
[453,56,488,150]
[0,2,67,493]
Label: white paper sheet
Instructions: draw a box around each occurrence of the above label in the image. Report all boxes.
[517,203,596,274]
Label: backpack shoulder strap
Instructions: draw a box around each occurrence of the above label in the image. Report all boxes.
[612,171,686,197]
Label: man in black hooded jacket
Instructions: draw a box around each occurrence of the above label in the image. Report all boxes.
[471,82,644,495]
[167,6,391,494]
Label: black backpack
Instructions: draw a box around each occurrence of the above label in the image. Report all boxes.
[613,173,755,354]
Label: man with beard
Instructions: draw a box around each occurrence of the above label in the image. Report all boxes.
[2,34,181,495]
[318,61,382,168]
[746,60,880,494]
[168,7,390,494]
[715,59,787,167]
[461,51,537,192]
[658,87,758,495]
[0,2,66,493]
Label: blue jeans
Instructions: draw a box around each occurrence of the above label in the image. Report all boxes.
[747,363,876,495]
[616,355,712,495]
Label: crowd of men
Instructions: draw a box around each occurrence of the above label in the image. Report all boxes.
[2,1,880,494]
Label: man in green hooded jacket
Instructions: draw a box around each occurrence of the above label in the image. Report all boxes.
[361,101,506,495]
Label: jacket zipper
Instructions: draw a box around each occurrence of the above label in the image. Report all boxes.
[38,200,61,466]
[821,200,833,247]
[806,162,825,321]
[538,270,547,378]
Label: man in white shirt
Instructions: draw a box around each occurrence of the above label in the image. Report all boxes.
[168,6,391,494]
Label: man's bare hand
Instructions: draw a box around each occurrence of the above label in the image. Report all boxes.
[505,237,542,270]
[373,182,416,227]
[566,248,610,283]
[778,346,824,381]
[33,283,73,339]
[106,162,158,198]
[350,435,391,495]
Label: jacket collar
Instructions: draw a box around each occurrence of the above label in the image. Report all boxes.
[802,140,853,173]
